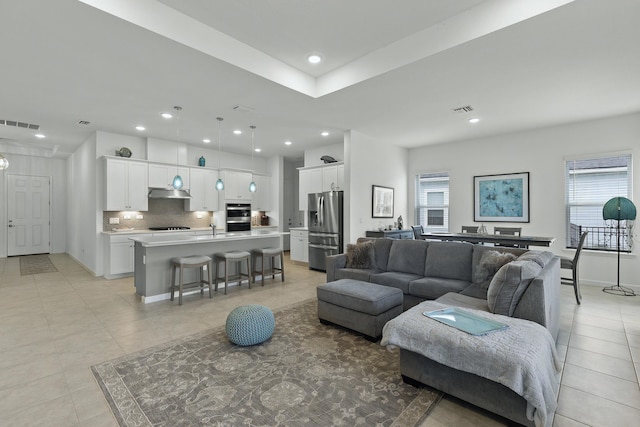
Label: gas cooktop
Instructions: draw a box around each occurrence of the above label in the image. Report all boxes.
[148,226,191,231]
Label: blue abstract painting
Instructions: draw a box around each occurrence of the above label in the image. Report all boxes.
[474,172,529,222]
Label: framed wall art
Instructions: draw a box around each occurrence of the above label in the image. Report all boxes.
[474,172,530,222]
[372,185,394,218]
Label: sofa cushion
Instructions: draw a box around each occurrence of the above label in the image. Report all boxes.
[345,241,375,269]
[435,292,490,312]
[371,238,394,271]
[409,277,471,300]
[335,268,381,282]
[317,279,403,315]
[487,260,542,316]
[473,250,518,286]
[386,240,429,276]
[370,271,423,294]
[424,241,473,281]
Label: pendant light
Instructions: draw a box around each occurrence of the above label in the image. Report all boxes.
[0,153,8,170]
[172,106,183,190]
[215,117,225,191]
[249,125,257,193]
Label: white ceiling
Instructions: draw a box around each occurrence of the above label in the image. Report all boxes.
[1,0,639,161]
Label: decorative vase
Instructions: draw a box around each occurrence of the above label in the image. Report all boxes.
[198,156,206,167]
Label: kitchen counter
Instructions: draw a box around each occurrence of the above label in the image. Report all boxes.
[132,231,287,303]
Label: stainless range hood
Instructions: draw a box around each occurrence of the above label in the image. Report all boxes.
[148,187,192,199]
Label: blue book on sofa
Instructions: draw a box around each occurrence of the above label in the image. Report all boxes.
[424,307,509,336]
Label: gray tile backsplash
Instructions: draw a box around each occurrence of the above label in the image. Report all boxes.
[103,198,213,231]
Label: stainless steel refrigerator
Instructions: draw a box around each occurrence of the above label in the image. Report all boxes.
[308,191,343,271]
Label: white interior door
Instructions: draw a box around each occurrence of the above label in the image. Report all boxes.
[7,175,51,256]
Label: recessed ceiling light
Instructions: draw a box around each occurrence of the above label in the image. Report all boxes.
[307,54,322,64]
[35,133,45,139]
[161,112,173,119]
[284,140,292,146]
[468,118,480,124]
[321,131,329,137]
[135,125,145,131]
[203,138,211,143]
[254,148,262,153]
[233,129,242,135]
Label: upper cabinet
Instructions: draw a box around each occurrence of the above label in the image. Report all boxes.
[298,163,344,210]
[219,170,253,202]
[148,163,190,190]
[251,174,271,211]
[185,167,218,211]
[104,158,148,211]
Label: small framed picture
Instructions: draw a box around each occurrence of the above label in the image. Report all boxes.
[474,172,530,222]
[372,185,394,218]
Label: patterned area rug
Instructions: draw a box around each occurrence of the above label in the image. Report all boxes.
[92,300,442,426]
[19,254,58,275]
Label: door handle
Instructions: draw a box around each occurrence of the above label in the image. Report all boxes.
[8,224,14,227]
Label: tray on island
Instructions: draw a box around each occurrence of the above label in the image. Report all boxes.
[424,307,508,336]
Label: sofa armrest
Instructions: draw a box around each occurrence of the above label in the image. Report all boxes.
[512,256,561,341]
[326,254,347,282]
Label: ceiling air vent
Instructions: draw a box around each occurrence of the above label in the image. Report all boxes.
[452,105,474,113]
[0,119,40,130]
[78,120,91,125]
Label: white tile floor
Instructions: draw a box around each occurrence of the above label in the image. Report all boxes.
[0,253,639,426]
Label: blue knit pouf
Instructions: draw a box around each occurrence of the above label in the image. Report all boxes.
[225,305,275,346]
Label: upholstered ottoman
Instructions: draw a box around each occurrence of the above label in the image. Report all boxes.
[226,305,275,346]
[317,279,403,340]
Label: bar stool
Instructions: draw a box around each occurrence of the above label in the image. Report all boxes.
[214,251,251,294]
[170,255,213,305]
[251,247,285,286]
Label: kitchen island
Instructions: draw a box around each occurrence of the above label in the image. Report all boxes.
[130,231,287,303]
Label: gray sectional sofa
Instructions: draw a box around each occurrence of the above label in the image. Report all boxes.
[326,237,560,339]
[325,237,562,427]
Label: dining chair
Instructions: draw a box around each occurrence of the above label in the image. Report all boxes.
[461,225,479,233]
[411,225,424,239]
[493,226,522,247]
[561,231,588,304]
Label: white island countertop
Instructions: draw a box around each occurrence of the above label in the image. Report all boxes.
[129,230,289,248]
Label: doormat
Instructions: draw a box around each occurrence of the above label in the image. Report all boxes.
[19,254,58,275]
[92,300,443,426]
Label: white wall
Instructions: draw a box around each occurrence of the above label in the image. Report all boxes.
[0,154,67,258]
[347,131,409,245]
[66,133,98,273]
[408,112,640,288]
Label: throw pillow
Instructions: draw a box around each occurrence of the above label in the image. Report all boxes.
[345,241,375,269]
[487,260,542,316]
[473,250,517,289]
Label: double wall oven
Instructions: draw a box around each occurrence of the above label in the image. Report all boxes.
[226,203,251,232]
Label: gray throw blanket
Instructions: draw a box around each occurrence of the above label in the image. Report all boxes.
[381,300,561,427]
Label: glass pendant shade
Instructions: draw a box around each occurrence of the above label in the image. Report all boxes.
[216,117,224,191]
[249,180,257,193]
[172,174,183,190]
[0,154,8,170]
[215,178,224,191]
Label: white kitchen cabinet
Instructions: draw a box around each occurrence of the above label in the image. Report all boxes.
[290,228,308,263]
[298,163,344,210]
[148,163,190,190]
[104,158,148,211]
[186,167,218,211]
[105,233,145,278]
[322,165,338,191]
[219,170,252,201]
[251,174,271,211]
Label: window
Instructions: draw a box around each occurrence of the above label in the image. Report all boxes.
[565,153,632,251]
[416,172,449,232]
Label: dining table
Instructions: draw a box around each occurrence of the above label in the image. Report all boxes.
[420,232,555,248]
